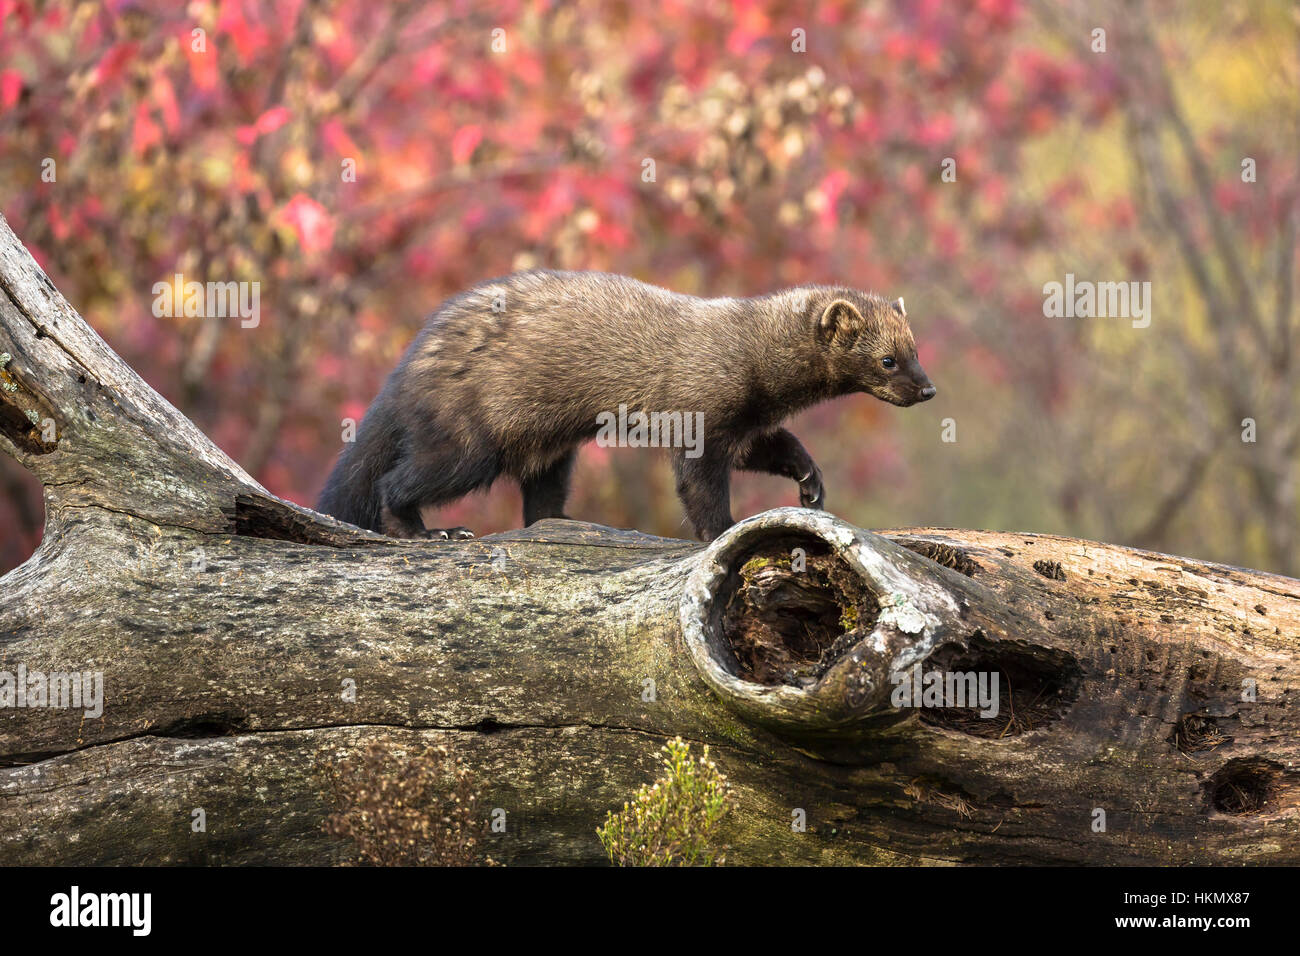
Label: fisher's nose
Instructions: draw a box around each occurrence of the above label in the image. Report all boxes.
[919,385,937,401]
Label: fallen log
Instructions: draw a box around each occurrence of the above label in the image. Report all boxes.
[1,213,1297,865]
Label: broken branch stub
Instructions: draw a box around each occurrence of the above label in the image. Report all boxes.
[680,507,1056,741]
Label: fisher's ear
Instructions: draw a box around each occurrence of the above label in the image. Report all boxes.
[818,299,865,348]
[890,297,906,317]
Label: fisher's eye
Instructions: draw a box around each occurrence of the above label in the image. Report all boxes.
[881,356,897,370]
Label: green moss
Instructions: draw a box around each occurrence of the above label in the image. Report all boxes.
[740,554,794,576]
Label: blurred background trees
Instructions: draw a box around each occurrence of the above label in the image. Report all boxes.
[1,0,1295,574]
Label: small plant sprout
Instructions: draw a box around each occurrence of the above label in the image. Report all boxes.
[597,736,736,866]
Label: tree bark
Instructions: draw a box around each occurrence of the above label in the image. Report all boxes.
[1,213,1298,866]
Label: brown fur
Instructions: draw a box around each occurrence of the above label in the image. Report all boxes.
[316,270,935,540]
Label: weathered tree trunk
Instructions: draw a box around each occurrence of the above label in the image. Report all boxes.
[1,213,1297,865]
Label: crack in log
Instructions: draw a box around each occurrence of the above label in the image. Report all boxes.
[54,501,218,536]
[51,498,383,546]
[0,719,729,771]
[223,493,392,548]
[0,271,96,381]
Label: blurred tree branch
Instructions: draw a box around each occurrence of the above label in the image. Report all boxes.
[1034,0,1298,573]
